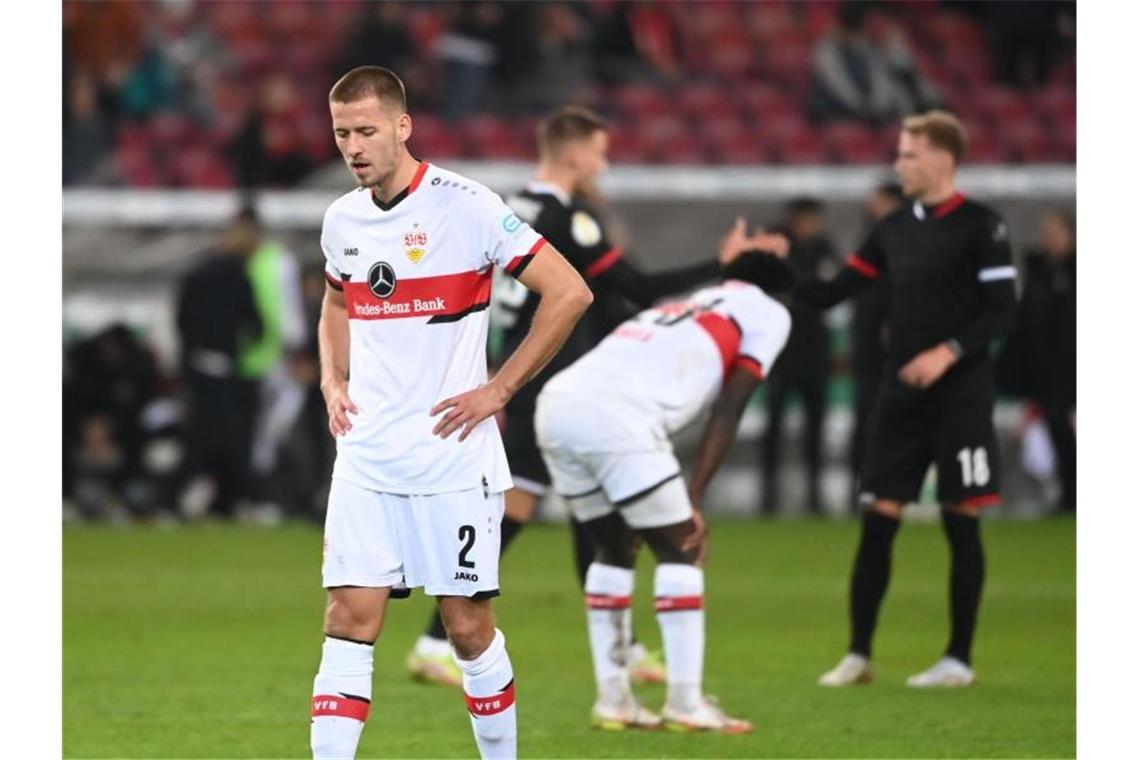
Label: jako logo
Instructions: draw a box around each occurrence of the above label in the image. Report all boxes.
[454,571,479,582]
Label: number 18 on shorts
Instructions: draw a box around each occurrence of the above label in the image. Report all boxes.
[321,478,505,597]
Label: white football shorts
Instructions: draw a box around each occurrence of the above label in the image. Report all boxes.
[322,478,504,598]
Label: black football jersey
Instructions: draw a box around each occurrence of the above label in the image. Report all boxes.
[797,193,1017,374]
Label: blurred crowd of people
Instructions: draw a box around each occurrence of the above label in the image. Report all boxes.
[62,0,1076,187]
[64,209,335,524]
[62,194,1077,524]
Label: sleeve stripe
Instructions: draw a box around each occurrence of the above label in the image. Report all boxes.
[733,355,765,380]
[845,254,880,279]
[505,236,547,277]
[978,265,1017,282]
[324,270,344,291]
[584,246,624,278]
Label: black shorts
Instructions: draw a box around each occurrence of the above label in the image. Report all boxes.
[502,396,549,495]
[859,362,1001,509]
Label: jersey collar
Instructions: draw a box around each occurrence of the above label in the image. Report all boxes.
[913,191,966,221]
[371,161,430,212]
[525,179,571,207]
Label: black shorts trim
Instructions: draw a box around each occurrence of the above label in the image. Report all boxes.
[561,485,602,500]
[613,472,682,507]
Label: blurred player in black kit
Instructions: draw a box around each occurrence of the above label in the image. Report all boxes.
[406,105,786,685]
[748,111,1017,687]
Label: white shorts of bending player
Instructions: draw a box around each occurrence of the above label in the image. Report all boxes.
[535,389,693,527]
[322,478,504,597]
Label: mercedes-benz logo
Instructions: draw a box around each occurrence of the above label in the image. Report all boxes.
[367,261,397,299]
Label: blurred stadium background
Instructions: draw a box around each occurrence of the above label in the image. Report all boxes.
[63,0,1076,526]
[62,2,1076,758]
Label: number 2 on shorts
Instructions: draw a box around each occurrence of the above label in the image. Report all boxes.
[957,447,991,488]
[458,524,476,568]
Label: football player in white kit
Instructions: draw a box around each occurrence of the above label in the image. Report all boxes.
[310,67,592,760]
[536,251,793,733]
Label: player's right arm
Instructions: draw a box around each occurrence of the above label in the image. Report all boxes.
[318,276,358,437]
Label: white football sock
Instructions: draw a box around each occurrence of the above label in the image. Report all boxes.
[453,628,517,760]
[655,563,705,712]
[584,562,635,703]
[311,637,373,760]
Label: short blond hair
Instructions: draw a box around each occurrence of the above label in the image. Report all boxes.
[902,110,968,163]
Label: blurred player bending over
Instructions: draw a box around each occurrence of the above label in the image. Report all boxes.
[311,66,591,760]
[536,251,793,732]
[768,111,1017,688]
[407,105,783,686]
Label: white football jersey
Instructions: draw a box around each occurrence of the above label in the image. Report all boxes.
[542,280,791,447]
[321,162,544,494]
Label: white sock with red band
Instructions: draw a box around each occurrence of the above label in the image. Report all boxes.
[655,563,705,712]
[311,637,373,760]
[584,562,635,703]
[453,628,517,760]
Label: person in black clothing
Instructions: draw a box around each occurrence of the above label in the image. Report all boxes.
[407,105,786,684]
[176,209,263,518]
[849,182,904,510]
[997,210,1076,511]
[761,197,839,515]
[756,111,1017,688]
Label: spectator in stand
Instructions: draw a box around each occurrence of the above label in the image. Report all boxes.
[434,1,508,121]
[176,209,263,519]
[515,2,593,113]
[810,2,899,124]
[339,2,415,81]
[761,198,839,515]
[849,182,903,510]
[997,211,1076,511]
[64,72,115,185]
[230,74,315,187]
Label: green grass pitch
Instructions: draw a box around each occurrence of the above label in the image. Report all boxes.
[64,517,1074,758]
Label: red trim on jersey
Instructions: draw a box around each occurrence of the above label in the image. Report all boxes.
[733,355,765,381]
[694,311,742,377]
[324,271,344,291]
[505,236,547,276]
[465,681,516,717]
[932,192,966,219]
[655,595,704,612]
[846,254,881,279]
[584,246,624,278]
[586,594,633,610]
[312,694,370,722]
[960,493,1001,509]
[343,269,492,321]
[408,161,430,194]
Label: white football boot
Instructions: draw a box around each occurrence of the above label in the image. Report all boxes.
[661,695,753,734]
[590,695,663,731]
[818,653,873,686]
[906,656,975,688]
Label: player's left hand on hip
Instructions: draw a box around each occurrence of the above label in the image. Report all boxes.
[898,344,957,389]
[430,384,509,442]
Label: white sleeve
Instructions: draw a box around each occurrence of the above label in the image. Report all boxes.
[320,210,344,290]
[467,185,545,277]
[732,297,792,381]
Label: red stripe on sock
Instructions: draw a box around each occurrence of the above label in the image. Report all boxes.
[312,694,370,722]
[586,593,633,610]
[465,681,516,716]
[655,595,703,612]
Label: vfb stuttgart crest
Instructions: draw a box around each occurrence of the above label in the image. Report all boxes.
[404,224,429,264]
[367,261,397,299]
